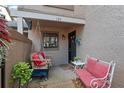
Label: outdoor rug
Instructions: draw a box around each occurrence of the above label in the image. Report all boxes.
[40,79,75,88]
[39,78,84,88]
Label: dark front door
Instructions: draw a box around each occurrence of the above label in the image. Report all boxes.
[68,31,76,63]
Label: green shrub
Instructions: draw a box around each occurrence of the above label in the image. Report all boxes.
[11,62,32,87]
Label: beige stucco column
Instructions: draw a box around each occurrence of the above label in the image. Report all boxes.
[17,17,23,34]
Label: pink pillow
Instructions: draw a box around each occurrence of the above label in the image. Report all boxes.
[93,61,109,78]
[32,53,46,66]
[85,57,97,74]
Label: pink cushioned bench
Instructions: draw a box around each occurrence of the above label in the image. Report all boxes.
[75,55,116,88]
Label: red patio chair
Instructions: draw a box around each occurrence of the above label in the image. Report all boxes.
[31,51,49,79]
[32,52,47,66]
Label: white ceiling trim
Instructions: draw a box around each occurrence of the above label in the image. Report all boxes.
[9,9,85,24]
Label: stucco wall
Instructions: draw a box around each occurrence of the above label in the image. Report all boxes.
[76,5,124,87]
[18,5,85,19]
[2,29,32,87]
[28,21,70,66]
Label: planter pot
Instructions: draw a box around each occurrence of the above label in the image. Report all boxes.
[74,60,81,63]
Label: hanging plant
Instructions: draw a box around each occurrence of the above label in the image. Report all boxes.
[0,18,12,49]
[0,17,12,76]
[0,17,12,88]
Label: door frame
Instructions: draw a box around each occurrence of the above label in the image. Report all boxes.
[68,30,76,63]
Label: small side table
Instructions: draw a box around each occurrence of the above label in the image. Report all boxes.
[72,61,85,70]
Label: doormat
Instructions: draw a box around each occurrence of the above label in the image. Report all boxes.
[59,64,74,71]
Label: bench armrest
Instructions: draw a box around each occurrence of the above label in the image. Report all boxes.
[90,77,111,88]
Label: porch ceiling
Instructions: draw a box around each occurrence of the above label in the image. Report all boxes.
[9,10,85,25]
[32,19,82,29]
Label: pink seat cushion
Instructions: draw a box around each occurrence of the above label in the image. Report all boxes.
[85,57,109,78]
[76,68,109,88]
[92,61,109,78]
[76,68,95,87]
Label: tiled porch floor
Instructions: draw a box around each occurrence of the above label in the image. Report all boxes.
[28,64,77,88]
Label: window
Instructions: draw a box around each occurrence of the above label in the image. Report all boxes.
[43,32,59,48]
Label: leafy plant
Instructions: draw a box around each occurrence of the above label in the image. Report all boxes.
[73,56,81,62]
[0,18,12,49]
[11,62,33,87]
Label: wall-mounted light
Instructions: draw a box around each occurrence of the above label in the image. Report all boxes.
[62,34,66,40]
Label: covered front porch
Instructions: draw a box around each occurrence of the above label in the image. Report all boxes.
[28,19,84,66]
[1,10,85,88]
[18,16,85,87]
[9,9,85,66]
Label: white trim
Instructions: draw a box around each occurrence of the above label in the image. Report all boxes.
[9,9,85,24]
[17,17,23,34]
[110,61,116,83]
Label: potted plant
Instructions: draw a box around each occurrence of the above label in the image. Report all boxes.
[73,56,81,63]
[11,62,33,88]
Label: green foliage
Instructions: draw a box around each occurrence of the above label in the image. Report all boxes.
[0,18,12,49]
[73,56,81,61]
[11,62,32,86]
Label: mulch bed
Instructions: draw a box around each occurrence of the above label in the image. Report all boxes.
[72,78,86,88]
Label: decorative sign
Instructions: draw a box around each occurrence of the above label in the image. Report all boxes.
[75,37,81,45]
